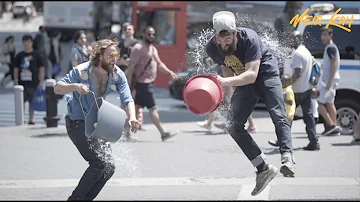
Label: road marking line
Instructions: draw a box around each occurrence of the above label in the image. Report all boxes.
[0,177,358,189]
[237,185,270,201]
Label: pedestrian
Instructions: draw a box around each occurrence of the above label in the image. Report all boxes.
[116,23,144,130]
[1,35,16,87]
[268,31,320,150]
[13,34,45,124]
[125,26,179,141]
[317,27,342,136]
[33,26,50,79]
[54,38,140,201]
[206,11,296,195]
[48,31,62,79]
[268,74,296,147]
[69,30,90,71]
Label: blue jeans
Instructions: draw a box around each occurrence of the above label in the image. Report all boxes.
[65,116,115,201]
[227,67,293,167]
[294,89,318,143]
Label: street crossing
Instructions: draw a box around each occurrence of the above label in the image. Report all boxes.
[0,90,187,127]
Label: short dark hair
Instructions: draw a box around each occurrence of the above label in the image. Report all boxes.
[143,26,154,33]
[320,27,333,35]
[22,35,33,42]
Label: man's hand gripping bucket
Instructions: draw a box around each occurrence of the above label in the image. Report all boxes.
[79,91,126,143]
[183,74,223,115]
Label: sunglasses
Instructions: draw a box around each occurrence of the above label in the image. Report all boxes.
[109,51,120,59]
[147,33,156,37]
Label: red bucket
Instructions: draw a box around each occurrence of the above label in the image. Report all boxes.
[183,75,223,115]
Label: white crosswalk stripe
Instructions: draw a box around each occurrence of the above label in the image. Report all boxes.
[0,91,187,126]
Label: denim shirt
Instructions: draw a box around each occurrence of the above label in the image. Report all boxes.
[58,61,133,121]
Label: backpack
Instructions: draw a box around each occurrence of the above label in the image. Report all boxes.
[309,56,321,86]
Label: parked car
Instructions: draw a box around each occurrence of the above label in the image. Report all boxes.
[291,4,360,136]
[11,1,33,18]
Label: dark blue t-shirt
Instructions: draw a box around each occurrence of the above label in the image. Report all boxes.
[206,27,278,76]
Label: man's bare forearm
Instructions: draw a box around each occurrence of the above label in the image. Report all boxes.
[328,61,336,86]
[54,81,78,95]
[39,67,45,84]
[158,62,172,75]
[125,101,136,120]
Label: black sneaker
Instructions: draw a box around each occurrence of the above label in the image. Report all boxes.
[303,142,320,151]
[28,122,35,125]
[321,125,338,136]
[161,131,179,142]
[268,140,279,147]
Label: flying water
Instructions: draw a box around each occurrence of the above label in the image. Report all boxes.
[187,12,293,124]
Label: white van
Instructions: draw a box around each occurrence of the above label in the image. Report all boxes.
[293,5,360,135]
[43,1,95,40]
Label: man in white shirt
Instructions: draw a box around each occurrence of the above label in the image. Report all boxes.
[270,31,319,150]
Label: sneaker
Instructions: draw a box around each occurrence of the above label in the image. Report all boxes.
[214,122,226,130]
[321,125,339,136]
[326,130,341,136]
[28,122,35,125]
[161,131,179,142]
[251,164,278,196]
[303,142,320,151]
[197,120,212,130]
[268,140,279,147]
[280,154,295,177]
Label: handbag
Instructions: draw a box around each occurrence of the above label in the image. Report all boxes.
[31,85,46,112]
[130,47,154,92]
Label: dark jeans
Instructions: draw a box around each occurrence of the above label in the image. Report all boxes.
[294,89,318,143]
[228,70,293,167]
[65,116,115,201]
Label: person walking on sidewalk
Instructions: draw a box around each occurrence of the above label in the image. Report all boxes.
[317,27,342,136]
[268,31,320,151]
[125,26,179,142]
[13,35,45,125]
[54,38,140,201]
[206,11,296,196]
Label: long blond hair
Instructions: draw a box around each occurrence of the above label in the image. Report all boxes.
[90,38,119,67]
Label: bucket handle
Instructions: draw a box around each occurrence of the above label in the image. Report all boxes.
[79,90,100,119]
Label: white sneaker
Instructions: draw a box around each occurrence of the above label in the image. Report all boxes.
[197,120,212,130]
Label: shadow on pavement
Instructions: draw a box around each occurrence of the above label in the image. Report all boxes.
[263,147,304,155]
[331,141,360,147]
[30,133,68,138]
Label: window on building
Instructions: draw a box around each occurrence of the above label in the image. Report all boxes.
[136,10,176,45]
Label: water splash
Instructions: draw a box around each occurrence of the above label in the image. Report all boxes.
[91,135,143,178]
[188,12,293,124]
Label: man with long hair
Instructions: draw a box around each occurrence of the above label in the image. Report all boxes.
[54,38,140,201]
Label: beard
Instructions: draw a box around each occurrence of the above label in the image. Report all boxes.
[216,39,237,57]
[145,37,153,44]
[101,59,115,73]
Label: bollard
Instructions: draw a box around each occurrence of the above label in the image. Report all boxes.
[43,79,61,127]
[14,85,24,126]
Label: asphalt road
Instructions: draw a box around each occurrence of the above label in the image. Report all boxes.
[0,110,359,200]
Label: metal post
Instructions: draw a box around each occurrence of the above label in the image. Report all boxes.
[43,79,61,127]
[14,85,24,125]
